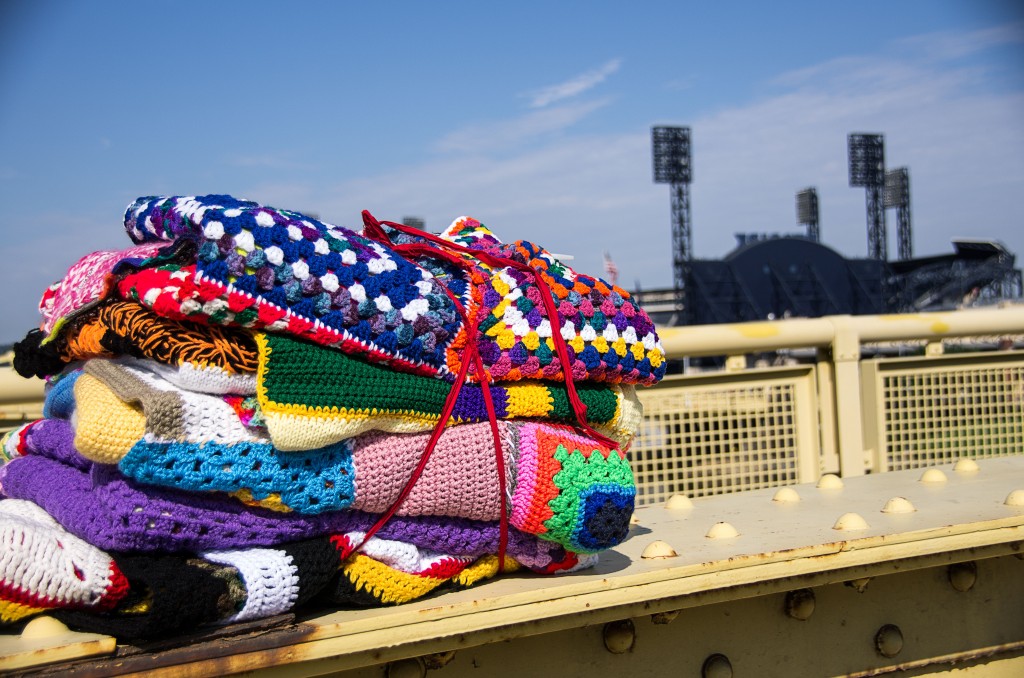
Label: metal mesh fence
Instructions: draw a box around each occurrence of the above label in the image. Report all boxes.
[882,360,1024,470]
[630,377,806,505]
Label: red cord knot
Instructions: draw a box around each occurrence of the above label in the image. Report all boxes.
[353,210,623,572]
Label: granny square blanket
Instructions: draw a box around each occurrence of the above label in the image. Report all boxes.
[117,195,665,385]
[387,214,667,385]
[122,195,465,376]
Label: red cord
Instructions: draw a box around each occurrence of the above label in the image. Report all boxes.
[352,211,624,571]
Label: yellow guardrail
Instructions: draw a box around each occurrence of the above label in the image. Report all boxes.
[3,306,1023,504]
[632,305,1024,504]
[0,353,44,431]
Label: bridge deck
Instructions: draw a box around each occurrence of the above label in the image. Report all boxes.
[4,457,1023,677]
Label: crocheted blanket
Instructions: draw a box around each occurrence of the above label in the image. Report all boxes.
[0,453,585,562]
[15,299,260,385]
[42,369,80,420]
[257,333,642,451]
[45,532,589,640]
[38,244,165,340]
[383,214,666,385]
[71,358,263,465]
[0,499,128,624]
[115,195,664,385]
[120,195,465,377]
[19,411,634,554]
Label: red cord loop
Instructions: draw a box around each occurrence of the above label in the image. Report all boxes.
[351,211,624,572]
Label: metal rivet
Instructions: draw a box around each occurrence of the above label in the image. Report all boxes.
[817,474,844,489]
[919,468,948,484]
[785,588,816,621]
[641,540,678,559]
[875,624,904,658]
[702,653,733,678]
[1005,489,1024,507]
[948,561,977,592]
[881,496,916,514]
[833,512,869,531]
[706,522,740,539]
[773,487,801,503]
[603,619,635,654]
[422,650,457,670]
[651,610,681,625]
[953,458,979,473]
[387,658,426,678]
[20,616,70,640]
[846,577,872,593]
[665,493,694,510]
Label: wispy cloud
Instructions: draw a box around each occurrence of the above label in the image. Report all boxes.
[8,28,1018,343]
[525,59,622,108]
[309,29,1024,294]
[434,99,611,154]
[893,24,1024,62]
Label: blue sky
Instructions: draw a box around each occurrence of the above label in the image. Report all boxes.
[1,1,1022,343]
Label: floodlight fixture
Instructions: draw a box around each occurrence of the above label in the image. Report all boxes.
[796,187,820,242]
[848,133,885,187]
[652,126,692,184]
[884,168,908,209]
[651,125,693,321]
[885,168,912,260]
[848,133,888,260]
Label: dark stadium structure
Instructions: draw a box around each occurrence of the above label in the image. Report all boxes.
[642,126,1022,327]
[636,234,1022,327]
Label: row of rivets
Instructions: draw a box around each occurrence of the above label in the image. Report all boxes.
[602,619,734,678]
[637,459,1024,557]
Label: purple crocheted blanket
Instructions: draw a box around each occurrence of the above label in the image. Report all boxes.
[0,452,569,562]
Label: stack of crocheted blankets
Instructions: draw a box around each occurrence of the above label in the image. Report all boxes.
[1,195,665,641]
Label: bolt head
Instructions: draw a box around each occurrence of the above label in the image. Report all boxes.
[665,493,694,510]
[785,589,816,621]
[706,522,740,539]
[948,561,978,592]
[702,653,733,678]
[386,658,426,678]
[881,497,916,514]
[773,487,801,503]
[603,619,636,654]
[641,540,678,559]
[875,624,904,658]
[953,458,979,473]
[833,512,869,531]
[817,474,844,489]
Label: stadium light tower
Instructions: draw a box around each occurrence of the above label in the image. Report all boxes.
[884,168,912,260]
[796,187,820,242]
[848,133,887,261]
[652,126,692,319]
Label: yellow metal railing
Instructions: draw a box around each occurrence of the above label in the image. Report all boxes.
[634,305,1024,504]
[4,307,1024,504]
[0,352,43,433]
